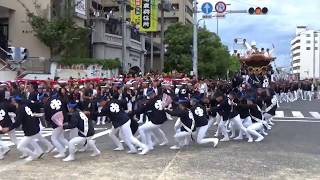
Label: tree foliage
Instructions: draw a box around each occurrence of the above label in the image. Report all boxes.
[164,23,240,78]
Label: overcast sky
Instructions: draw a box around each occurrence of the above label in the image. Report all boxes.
[197,0,320,68]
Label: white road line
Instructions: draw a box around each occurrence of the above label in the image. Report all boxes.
[310,112,320,119]
[292,111,304,118]
[157,151,181,180]
[273,119,320,123]
[275,111,284,118]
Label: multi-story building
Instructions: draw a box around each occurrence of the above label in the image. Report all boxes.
[291,26,320,80]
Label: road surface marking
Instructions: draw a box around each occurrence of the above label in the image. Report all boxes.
[275,111,284,118]
[273,119,320,123]
[310,112,320,119]
[292,111,304,118]
[157,150,181,180]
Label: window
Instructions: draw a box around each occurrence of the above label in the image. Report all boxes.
[315,40,318,44]
[306,34,311,37]
[306,40,311,44]
[315,47,319,50]
[306,47,311,50]
[315,34,318,37]
[293,66,300,70]
[172,4,179,10]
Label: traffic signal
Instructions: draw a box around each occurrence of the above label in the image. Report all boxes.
[6,47,28,61]
[20,47,28,60]
[248,7,268,15]
[7,47,15,60]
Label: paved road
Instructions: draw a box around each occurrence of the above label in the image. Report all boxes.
[1,100,320,180]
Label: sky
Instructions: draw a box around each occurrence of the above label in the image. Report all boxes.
[197,0,320,68]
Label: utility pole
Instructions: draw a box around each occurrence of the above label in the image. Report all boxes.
[216,16,219,36]
[313,31,316,84]
[192,0,198,79]
[120,0,127,73]
[160,1,165,72]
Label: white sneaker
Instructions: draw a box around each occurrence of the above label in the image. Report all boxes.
[213,139,219,148]
[90,150,101,157]
[255,136,264,142]
[96,120,101,125]
[19,154,28,159]
[138,147,149,155]
[51,148,58,153]
[159,140,168,146]
[169,145,180,150]
[220,137,230,142]
[2,147,10,156]
[101,121,106,125]
[54,153,66,158]
[63,155,75,162]
[24,156,34,162]
[214,132,219,137]
[234,136,243,140]
[119,140,125,143]
[248,139,253,143]
[127,150,137,154]
[113,147,124,151]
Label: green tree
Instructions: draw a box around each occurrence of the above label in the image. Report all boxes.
[164,23,240,78]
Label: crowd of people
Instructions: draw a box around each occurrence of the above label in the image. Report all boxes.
[0,72,317,162]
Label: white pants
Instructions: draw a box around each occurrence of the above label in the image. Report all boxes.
[197,125,218,145]
[174,130,193,147]
[230,115,251,139]
[69,128,78,140]
[217,120,229,139]
[247,122,264,140]
[138,121,168,149]
[17,133,52,158]
[0,134,9,154]
[304,91,312,101]
[110,120,147,152]
[242,116,253,128]
[264,113,274,124]
[68,136,100,158]
[51,127,69,154]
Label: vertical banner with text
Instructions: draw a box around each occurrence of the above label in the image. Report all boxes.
[130,0,141,25]
[140,0,158,32]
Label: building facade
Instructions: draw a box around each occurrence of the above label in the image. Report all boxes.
[291,26,320,80]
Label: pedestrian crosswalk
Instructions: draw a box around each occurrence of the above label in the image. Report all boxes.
[0,127,108,147]
[274,111,320,119]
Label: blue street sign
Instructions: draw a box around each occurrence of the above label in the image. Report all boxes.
[201,2,213,14]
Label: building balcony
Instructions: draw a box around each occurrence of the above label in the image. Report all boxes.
[90,17,146,73]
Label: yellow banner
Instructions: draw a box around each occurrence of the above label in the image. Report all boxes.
[139,0,158,32]
[130,0,141,25]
